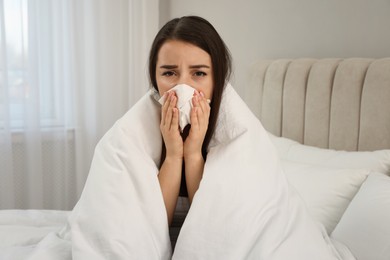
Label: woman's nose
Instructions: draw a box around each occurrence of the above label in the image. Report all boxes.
[176,74,192,87]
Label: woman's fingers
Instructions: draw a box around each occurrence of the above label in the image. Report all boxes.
[191,91,210,130]
[161,92,180,131]
[161,92,170,126]
[171,107,179,131]
[164,95,174,128]
[159,91,183,159]
[168,94,178,130]
[163,90,210,134]
[190,107,199,129]
[197,92,210,117]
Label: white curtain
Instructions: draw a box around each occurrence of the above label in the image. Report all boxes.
[0,0,159,210]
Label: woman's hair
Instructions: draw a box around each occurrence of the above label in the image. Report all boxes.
[149,16,232,158]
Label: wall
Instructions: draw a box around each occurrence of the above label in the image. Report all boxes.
[159,0,390,100]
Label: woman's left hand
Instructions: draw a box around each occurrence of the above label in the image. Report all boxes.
[184,91,211,159]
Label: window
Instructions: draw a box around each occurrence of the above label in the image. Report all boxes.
[0,0,65,130]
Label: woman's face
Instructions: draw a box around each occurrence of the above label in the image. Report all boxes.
[155,40,214,99]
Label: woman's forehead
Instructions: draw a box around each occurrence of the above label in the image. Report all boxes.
[157,40,211,66]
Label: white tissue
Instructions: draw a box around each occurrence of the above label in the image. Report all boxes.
[158,84,196,132]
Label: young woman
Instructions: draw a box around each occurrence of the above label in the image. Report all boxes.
[148,16,232,225]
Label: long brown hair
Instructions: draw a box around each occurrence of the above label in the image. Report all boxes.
[149,16,232,159]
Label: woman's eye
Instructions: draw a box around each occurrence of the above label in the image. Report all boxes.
[194,71,207,77]
[162,71,175,77]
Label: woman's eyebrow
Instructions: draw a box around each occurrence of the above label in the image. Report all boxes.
[159,64,210,69]
[159,65,178,69]
[189,65,210,69]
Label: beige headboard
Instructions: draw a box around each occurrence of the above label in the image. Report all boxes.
[248,58,390,151]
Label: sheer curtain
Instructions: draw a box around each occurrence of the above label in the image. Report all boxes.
[0,0,159,210]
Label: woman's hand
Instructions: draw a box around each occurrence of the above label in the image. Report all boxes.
[160,91,183,160]
[184,91,211,159]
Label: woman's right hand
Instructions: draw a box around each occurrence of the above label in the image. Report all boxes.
[160,91,184,160]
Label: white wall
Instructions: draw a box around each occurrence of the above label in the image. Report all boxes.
[159,0,390,100]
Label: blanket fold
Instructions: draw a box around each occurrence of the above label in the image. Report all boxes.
[68,92,170,259]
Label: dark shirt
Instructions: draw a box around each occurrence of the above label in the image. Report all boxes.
[179,163,188,197]
[179,126,190,197]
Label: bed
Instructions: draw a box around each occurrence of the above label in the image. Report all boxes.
[248,57,390,260]
[1,58,389,260]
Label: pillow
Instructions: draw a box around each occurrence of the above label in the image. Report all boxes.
[282,161,370,234]
[268,133,390,234]
[269,133,390,175]
[331,173,390,260]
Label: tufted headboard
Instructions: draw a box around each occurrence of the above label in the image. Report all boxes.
[248,58,390,151]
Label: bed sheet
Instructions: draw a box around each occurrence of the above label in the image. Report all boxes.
[0,210,69,248]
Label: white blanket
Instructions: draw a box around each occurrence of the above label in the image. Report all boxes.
[1,84,355,259]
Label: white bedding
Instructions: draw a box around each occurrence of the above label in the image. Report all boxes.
[0,210,69,247]
[0,84,355,259]
[0,210,69,259]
